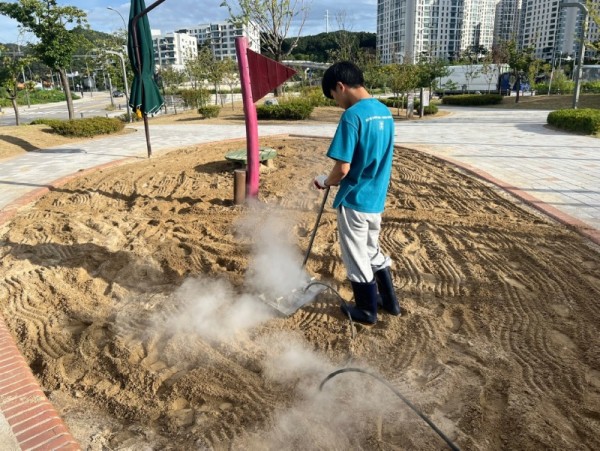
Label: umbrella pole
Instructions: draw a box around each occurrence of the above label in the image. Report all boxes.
[143,113,152,158]
[131,0,168,159]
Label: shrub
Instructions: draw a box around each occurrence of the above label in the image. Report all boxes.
[300,87,336,107]
[547,108,600,135]
[380,97,404,108]
[256,99,314,120]
[45,117,125,137]
[198,105,220,118]
[582,81,600,94]
[29,118,63,128]
[422,104,439,115]
[180,88,210,108]
[441,94,503,106]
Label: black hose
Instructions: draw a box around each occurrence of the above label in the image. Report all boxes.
[319,367,461,451]
[304,280,356,339]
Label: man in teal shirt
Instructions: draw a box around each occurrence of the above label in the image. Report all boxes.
[314,61,402,324]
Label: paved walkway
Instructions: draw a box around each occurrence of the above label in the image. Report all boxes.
[0,106,598,448]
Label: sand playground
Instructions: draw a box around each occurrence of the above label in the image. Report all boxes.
[0,136,599,449]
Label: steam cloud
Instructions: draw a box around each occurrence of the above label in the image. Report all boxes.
[165,276,274,341]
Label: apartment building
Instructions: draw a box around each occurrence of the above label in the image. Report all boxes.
[377,0,498,64]
[177,21,260,61]
[493,0,522,46]
[377,0,597,65]
[151,30,198,70]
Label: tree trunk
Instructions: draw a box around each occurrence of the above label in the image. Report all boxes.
[11,97,20,126]
[59,67,74,119]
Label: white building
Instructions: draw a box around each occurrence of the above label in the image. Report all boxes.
[177,21,260,60]
[377,0,498,64]
[376,0,597,65]
[151,30,198,70]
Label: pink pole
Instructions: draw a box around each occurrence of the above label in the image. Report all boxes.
[235,37,260,199]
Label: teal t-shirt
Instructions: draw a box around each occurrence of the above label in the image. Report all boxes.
[326,98,394,213]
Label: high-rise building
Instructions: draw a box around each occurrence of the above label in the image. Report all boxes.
[493,0,522,47]
[377,0,500,64]
[177,21,260,61]
[376,0,597,65]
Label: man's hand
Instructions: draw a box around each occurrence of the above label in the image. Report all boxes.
[313,175,328,190]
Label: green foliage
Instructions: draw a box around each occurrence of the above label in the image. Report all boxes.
[421,104,439,115]
[180,89,211,108]
[300,87,336,107]
[284,31,376,62]
[547,108,600,135]
[380,96,439,115]
[441,94,503,106]
[0,0,87,70]
[534,73,574,95]
[43,117,124,137]
[256,99,314,120]
[583,81,600,94]
[379,97,404,108]
[197,105,221,118]
[384,63,420,96]
[29,118,63,127]
[0,89,74,107]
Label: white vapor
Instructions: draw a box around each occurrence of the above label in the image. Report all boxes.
[165,276,274,342]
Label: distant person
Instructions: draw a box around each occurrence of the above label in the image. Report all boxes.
[313,61,402,324]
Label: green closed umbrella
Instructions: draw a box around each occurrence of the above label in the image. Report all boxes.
[128,0,165,157]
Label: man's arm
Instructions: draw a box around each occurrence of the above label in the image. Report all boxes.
[325,160,350,186]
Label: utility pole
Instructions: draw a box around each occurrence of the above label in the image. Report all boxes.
[561,1,589,109]
[104,50,132,121]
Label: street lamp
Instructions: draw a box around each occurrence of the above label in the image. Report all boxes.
[561,1,589,109]
[107,6,127,32]
[104,50,132,121]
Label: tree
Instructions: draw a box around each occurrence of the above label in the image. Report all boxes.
[505,40,535,103]
[0,44,32,125]
[221,58,239,109]
[221,0,309,95]
[490,42,510,94]
[417,56,450,96]
[0,0,87,119]
[586,0,600,52]
[480,56,498,93]
[329,11,359,62]
[384,63,420,115]
[159,66,186,93]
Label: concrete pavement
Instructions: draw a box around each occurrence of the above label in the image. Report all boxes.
[0,105,598,448]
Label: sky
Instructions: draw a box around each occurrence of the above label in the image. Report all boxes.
[0,0,377,45]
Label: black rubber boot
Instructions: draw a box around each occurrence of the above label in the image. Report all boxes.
[341,280,378,325]
[374,267,402,315]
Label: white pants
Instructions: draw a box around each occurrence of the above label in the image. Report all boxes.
[337,205,391,283]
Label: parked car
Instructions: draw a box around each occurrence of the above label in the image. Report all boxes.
[112,90,124,97]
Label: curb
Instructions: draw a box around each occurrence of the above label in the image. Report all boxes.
[0,317,80,450]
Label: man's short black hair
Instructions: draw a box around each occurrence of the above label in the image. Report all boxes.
[321,61,365,99]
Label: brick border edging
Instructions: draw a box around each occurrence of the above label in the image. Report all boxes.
[0,317,80,450]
